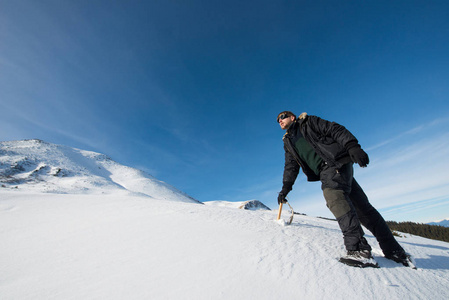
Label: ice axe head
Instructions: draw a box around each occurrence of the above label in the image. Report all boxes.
[277,198,294,225]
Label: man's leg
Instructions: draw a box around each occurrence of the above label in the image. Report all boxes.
[348,179,404,256]
[321,163,370,251]
[323,188,371,251]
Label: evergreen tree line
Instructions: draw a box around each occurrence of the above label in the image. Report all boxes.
[386,221,449,243]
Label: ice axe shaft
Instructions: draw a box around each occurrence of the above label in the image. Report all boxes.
[277,203,283,220]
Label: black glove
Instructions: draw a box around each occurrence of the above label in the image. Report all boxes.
[348,145,369,167]
[278,192,288,205]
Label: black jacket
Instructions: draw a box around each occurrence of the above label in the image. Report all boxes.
[282,113,359,191]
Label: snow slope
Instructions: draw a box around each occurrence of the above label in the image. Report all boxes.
[0,139,199,203]
[1,190,449,300]
[1,140,449,299]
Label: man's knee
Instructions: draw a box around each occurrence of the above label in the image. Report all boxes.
[323,188,351,219]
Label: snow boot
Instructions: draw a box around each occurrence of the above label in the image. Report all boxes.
[385,250,417,269]
[339,250,379,268]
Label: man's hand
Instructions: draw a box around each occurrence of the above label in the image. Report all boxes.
[348,145,369,167]
[278,192,288,205]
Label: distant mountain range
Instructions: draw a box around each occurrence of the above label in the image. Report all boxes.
[428,219,449,227]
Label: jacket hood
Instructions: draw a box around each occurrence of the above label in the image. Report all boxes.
[298,112,308,120]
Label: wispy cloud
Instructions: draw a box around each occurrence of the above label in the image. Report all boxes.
[351,120,449,222]
[379,195,449,222]
[366,116,449,151]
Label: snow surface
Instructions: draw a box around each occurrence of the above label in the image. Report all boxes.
[1,140,449,299]
[2,191,449,300]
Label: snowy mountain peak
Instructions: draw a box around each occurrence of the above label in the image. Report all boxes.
[239,200,271,210]
[205,199,271,210]
[0,139,200,203]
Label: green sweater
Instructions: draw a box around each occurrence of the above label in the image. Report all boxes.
[294,136,324,176]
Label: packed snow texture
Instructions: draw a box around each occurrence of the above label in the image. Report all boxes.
[1,140,449,299]
[2,192,449,299]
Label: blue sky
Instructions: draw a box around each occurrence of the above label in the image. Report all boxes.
[1,0,448,223]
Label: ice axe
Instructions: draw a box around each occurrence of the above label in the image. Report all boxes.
[276,197,294,225]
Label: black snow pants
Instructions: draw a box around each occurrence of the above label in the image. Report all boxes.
[320,163,403,255]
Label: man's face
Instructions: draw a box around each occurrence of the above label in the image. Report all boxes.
[278,115,295,130]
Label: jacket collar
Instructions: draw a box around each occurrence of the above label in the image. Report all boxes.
[283,112,307,140]
[283,119,298,140]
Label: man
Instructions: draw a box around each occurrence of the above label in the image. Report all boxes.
[277,111,414,268]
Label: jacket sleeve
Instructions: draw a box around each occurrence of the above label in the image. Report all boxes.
[282,144,300,193]
[310,116,359,149]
